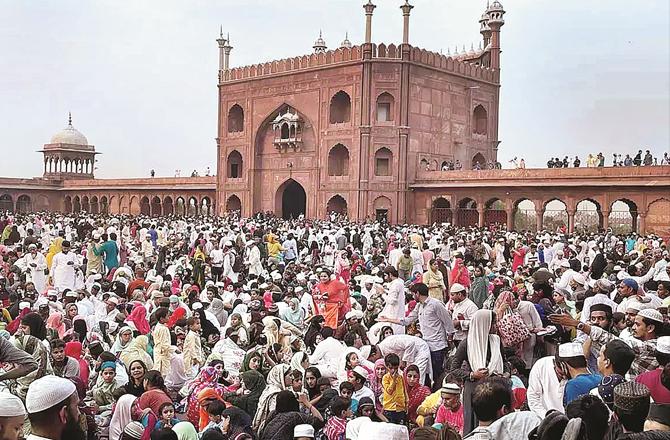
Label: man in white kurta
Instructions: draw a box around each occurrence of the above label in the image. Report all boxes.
[377,334,433,384]
[527,356,564,418]
[49,241,77,292]
[446,283,479,344]
[379,267,406,335]
[24,245,48,294]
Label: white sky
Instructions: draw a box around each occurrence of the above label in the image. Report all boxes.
[0,0,668,179]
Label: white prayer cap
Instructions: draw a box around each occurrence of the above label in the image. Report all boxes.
[352,366,369,379]
[440,383,462,395]
[296,273,306,282]
[626,301,647,313]
[294,424,314,438]
[18,301,31,310]
[638,308,663,324]
[124,421,145,439]
[259,283,269,289]
[0,392,26,417]
[572,273,586,285]
[657,336,670,354]
[192,302,203,311]
[359,345,372,360]
[295,286,304,293]
[224,241,233,247]
[26,375,76,413]
[559,260,570,268]
[558,342,585,358]
[450,283,466,293]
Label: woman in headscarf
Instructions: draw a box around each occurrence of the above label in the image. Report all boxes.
[423,258,446,303]
[224,369,266,419]
[367,358,387,410]
[304,366,322,400]
[191,244,207,289]
[334,250,351,284]
[109,394,137,440]
[279,298,304,329]
[449,309,506,435]
[111,326,134,357]
[258,390,323,440]
[64,340,90,385]
[46,311,66,340]
[404,364,431,426]
[185,366,226,427]
[251,364,292,433]
[124,359,148,397]
[120,335,154,370]
[289,352,309,376]
[219,406,254,440]
[449,257,470,289]
[226,313,249,349]
[209,298,228,328]
[195,388,227,431]
[469,266,489,309]
[167,307,186,329]
[125,303,150,335]
[9,312,50,399]
[172,422,199,440]
[304,315,325,353]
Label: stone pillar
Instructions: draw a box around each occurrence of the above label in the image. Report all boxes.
[535,209,544,231]
[364,1,376,44]
[478,207,485,228]
[216,28,226,71]
[639,213,647,234]
[568,209,576,233]
[631,210,639,233]
[506,207,514,230]
[400,1,413,45]
[453,208,460,227]
[602,209,610,231]
[223,35,233,71]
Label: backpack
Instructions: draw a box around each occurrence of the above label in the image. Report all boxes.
[232,249,244,273]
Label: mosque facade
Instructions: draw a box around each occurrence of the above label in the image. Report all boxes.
[0,1,669,238]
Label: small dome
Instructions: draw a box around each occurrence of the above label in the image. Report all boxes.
[488,0,504,12]
[50,114,88,146]
[340,32,352,49]
[313,30,327,52]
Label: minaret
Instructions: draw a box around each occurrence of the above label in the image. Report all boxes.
[400,0,414,45]
[486,0,505,70]
[313,30,327,53]
[340,32,352,49]
[216,27,227,71]
[223,33,233,70]
[479,11,491,48]
[363,1,376,44]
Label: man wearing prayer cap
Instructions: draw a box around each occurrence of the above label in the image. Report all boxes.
[635,335,670,403]
[613,381,650,434]
[25,375,85,440]
[556,342,602,406]
[0,392,26,440]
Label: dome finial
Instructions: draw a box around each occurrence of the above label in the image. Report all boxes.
[68,112,72,126]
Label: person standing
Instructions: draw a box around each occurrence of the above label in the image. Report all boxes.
[313,268,351,329]
[209,241,224,282]
[446,283,479,345]
[49,240,77,293]
[25,375,85,440]
[94,232,119,275]
[152,307,172,378]
[24,244,48,295]
[378,266,406,335]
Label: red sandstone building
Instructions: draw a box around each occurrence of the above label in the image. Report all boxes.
[1,1,669,237]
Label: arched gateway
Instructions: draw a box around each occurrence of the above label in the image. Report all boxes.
[276,179,306,219]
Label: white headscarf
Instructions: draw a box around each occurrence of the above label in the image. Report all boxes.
[108,394,136,440]
[466,309,504,374]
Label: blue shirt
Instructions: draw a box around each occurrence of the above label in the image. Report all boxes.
[564,373,602,406]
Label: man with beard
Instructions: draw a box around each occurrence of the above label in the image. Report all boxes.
[575,303,614,371]
[0,392,26,440]
[48,240,77,293]
[25,375,85,440]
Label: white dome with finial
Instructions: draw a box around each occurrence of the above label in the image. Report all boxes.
[313,30,327,53]
[50,113,89,146]
[340,32,352,49]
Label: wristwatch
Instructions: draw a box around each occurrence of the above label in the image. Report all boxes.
[577,322,585,331]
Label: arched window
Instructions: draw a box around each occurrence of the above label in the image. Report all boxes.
[376,92,394,122]
[228,104,244,133]
[473,105,488,135]
[329,91,351,124]
[374,147,393,176]
[328,144,350,176]
[227,150,243,178]
[281,123,290,139]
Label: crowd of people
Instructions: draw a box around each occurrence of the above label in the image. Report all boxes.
[547,151,670,169]
[0,210,669,440]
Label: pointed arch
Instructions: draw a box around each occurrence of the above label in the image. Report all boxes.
[374,147,393,176]
[227,104,244,133]
[329,91,351,124]
[484,198,506,226]
[16,195,32,213]
[90,196,99,214]
[0,194,13,212]
[472,153,486,168]
[151,196,162,216]
[163,196,174,215]
[175,197,186,216]
[226,195,242,212]
[373,196,392,222]
[328,144,350,176]
[473,105,488,135]
[376,92,395,122]
[227,150,243,178]
[326,195,347,216]
[275,178,307,219]
[140,196,150,216]
[64,196,73,214]
[431,197,452,224]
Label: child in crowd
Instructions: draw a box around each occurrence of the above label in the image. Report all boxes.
[199,400,226,435]
[93,360,121,413]
[154,402,180,430]
[339,381,357,412]
[381,353,407,425]
[507,355,528,409]
[323,396,352,440]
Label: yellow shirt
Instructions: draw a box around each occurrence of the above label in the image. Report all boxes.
[382,372,407,411]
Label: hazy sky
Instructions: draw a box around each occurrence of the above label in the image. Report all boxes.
[1,0,668,179]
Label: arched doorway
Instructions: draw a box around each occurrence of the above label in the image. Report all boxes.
[609,200,636,234]
[575,199,602,233]
[431,197,452,224]
[277,179,306,219]
[64,196,73,214]
[484,198,505,226]
[201,197,211,216]
[90,196,99,214]
[0,195,13,212]
[140,197,150,216]
[73,196,81,213]
[514,199,537,231]
[187,197,198,217]
[472,153,486,169]
[163,197,174,215]
[326,195,347,217]
[175,197,186,216]
[373,196,392,223]
[81,196,90,213]
[226,195,242,212]
[646,198,670,237]
[543,199,568,232]
[151,196,162,216]
[16,195,32,213]
[100,196,109,214]
[457,198,478,227]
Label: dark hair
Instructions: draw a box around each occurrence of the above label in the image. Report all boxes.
[612,312,625,325]
[472,377,512,423]
[143,370,168,394]
[157,402,174,416]
[330,396,350,417]
[604,340,635,376]
[405,364,420,377]
[384,353,400,367]
[206,400,226,416]
[88,340,104,358]
[383,266,399,278]
[409,282,429,297]
[656,350,670,368]
[155,307,169,322]
[640,317,664,336]
[339,381,354,393]
[343,331,359,347]
[274,390,299,413]
[321,327,334,339]
[127,359,147,376]
[556,353,587,370]
[50,338,66,351]
[21,312,47,340]
[565,394,609,440]
[150,428,178,440]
